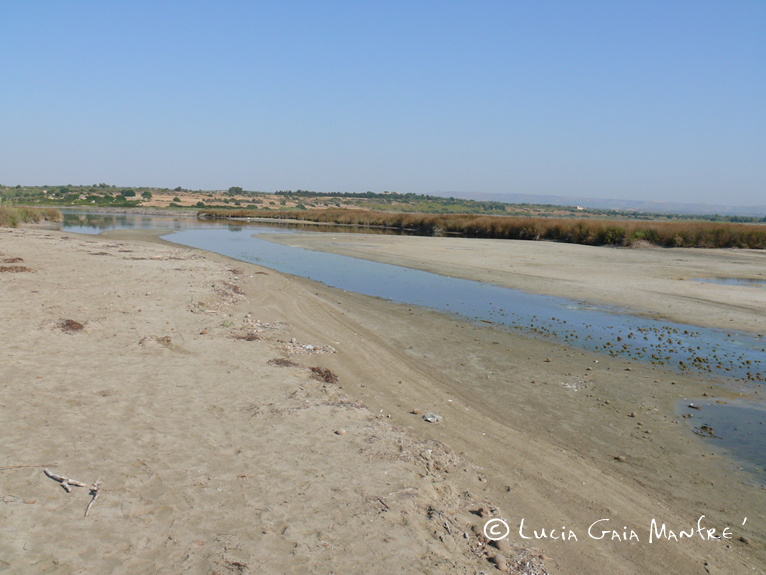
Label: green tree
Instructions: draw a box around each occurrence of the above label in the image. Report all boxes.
[141,191,153,199]
[122,189,136,197]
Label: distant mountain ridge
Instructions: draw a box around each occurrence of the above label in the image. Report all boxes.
[432,192,766,217]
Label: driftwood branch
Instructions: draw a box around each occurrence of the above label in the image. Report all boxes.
[85,479,101,517]
[44,468,89,492]
[44,468,102,517]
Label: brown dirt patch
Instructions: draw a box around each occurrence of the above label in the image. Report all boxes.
[267,358,300,368]
[59,319,85,333]
[232,332,260,341]
[1,265,34,273]
[310,367,339,384]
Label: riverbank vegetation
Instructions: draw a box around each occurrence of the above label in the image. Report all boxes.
[199,208,766,249]
[0,205,62,227]
[3,185,765,223]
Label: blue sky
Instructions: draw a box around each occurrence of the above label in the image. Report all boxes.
[1,1,764,205]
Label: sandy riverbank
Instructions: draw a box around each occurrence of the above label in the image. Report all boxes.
[1,227,763,574]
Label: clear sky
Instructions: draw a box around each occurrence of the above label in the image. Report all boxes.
[1,1,764,205]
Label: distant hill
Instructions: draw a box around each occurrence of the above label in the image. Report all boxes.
[432,192,766,218]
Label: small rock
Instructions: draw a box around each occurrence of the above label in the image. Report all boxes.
[615,455,627,462]
[740,536,752,545]
[478,507,489,518]
[335,428,346,435]
[494,537,512,554]
[423,412,442,423]
[545,358,552,363]
[630,412,638,418]
[200,329,208,335]
[491,554,508,571]
[625,367,633,371]
[412,408,421,415]
[689,404,701,410]
[23,499,37,505]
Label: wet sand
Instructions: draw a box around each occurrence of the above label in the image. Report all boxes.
[1,226,763,575]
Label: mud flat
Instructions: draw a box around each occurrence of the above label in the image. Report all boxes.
[0,226,763,575]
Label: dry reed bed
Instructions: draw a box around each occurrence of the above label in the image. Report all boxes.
[199,209,766,249]
[0,206,62,227]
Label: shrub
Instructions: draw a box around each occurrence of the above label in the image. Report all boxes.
[197,208,766,249]
[0,205,62,227]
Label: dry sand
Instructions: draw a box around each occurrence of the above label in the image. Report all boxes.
[1,226,764,575]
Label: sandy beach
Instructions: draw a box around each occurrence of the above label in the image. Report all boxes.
[1,226,764,574]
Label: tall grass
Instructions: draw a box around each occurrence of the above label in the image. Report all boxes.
[199,208,766,249]
[0,206,62,227]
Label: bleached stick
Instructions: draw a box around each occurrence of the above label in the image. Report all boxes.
[85,479,101,517]
[45,469,102,517]
[44,468,89,492]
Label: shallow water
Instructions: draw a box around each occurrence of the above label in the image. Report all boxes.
[676,398,766,477]
[691,277,766,288]
[61,211,196,233]
[59,212,766,473]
